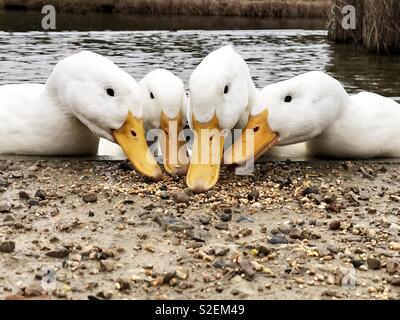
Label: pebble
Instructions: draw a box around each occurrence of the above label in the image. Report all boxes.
[3,214,15,223]
[367,258,382,270]
[329,220,341,230]
[220,213,232,222]
[0,178,9,187]
[389,242,400,251]
[82,193,98,203]
[215,222,229,230]
[174,192,190,204]
[386,261,399,274]
[18,191,30,200]
[302,187,319,196]
[215,247,230,256]
[351,259,364,269]
[212,260,225,269]
[35,189,47,200]
[327,244,341,254]
[199,216,211,225]
[391,278,400,287]
[163,271,177,284]
[236,216,255,223]
[0,241,15,253]
[46,247,70,258]
[0,204,11,213]
[247,190,260,201]
[257,245,271,256]
[24,284,45,297]
[269,236,288,245]
[99,260,114,272]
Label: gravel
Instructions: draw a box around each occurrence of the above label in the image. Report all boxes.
[1,159,400,300]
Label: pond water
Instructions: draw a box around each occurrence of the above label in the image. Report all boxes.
[0,10,399,159]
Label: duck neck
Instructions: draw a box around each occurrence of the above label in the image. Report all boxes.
[247,79,259,112]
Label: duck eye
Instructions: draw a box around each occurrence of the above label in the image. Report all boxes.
[253,127,260,133]
[150,92,155,99]
[284,95,292,103]
[106,88,115,97]
[131,130,137,138]
[224,85,229,94]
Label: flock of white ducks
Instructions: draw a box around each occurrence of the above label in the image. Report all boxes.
[1,46,399,192]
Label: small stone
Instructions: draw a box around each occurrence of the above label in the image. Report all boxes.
[82,193,98,203]
[247,190,260,201]
[18,191,30,200]
[163,271,177,284]
[24,284,45,297]
[215,247,230,256]
[351,259,364,269]
[28,199,39,207]
[160,192,170,200]
[329,220,341,230]
[176,269,188,280]
[116,279,131,291]
[220,213,232,222]
[35,189,47,200]
[46,247,69,258]
[174,192,190,204]
[367,258,381,270]
[236,216,255,223]
[269,236,288,245]
[386,261,399,274]
[391,278,400,287]
[257,245,271,256]
[327,244,340,254]
[0,241,15,253]
[99,260,114,272]
[199,216,211,225]
[0,178,9,187]
[2,214,15,223]
[215,222,229,230]
[389,242,400,251]
[302,187,319,196]
[0,204,11,213]
[212,260,225,269]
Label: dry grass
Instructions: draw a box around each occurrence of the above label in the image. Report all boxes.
[328,0,400,54]
[362,0,400,54]
[1,0,332,18]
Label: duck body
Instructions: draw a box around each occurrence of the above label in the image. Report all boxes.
[308,92,400,159]
[227,71,400,164]
[0,51,162,179]
[0,83,98,156]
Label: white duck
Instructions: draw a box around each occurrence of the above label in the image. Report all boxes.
[186,45,258,193]
[226,71,400,163]
[99,69,190,176]
[0,51,162,180]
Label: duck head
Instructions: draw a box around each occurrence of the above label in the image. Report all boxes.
[139,69,189,176]
[187,46,257,193]
[46,51,162,180]
[225,71,347,164]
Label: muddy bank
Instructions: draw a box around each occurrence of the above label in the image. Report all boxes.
[1,0,332,18]
[0,159,399,300]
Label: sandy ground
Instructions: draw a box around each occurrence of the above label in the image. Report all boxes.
[0,159,400,300]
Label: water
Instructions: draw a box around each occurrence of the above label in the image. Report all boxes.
[0,10,399,159]
[1,12,399,98]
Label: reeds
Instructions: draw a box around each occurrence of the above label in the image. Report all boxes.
[1,0,332,18]
[328,0,400,54]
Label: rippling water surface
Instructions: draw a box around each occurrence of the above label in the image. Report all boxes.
[1,29,399,99]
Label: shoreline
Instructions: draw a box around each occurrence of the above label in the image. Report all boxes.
[1,159,400,300]
[0,0,332,19]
